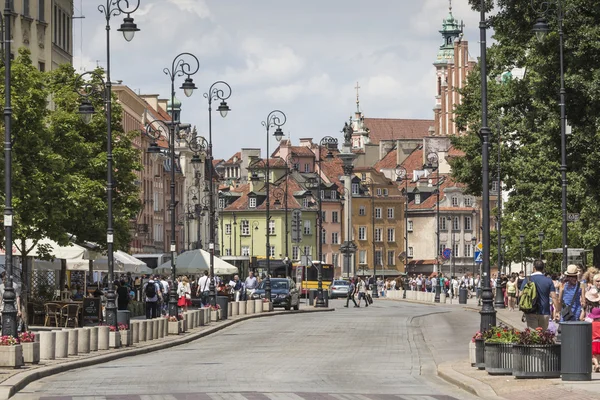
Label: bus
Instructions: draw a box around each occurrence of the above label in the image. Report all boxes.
[295,261,334,294]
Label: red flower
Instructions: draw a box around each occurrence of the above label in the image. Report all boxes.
[497,333,501,337]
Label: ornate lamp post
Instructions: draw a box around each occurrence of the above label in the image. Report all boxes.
[361,177,378,299]
[262,110,286,302]
[519,234,525,273]
[69,0,139,331]
[395,166,409,300]
[424,152,442,302]
[531,0,568,274]
[274,154,299,278]
[538,231,545,260]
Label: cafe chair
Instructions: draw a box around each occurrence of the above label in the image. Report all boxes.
[62,304,80,328]
[44,303,62,327]
[29,303,46,326]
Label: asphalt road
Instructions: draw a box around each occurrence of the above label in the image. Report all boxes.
[14,298,480,400]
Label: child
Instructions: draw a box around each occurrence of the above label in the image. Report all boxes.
[589,307,600,372]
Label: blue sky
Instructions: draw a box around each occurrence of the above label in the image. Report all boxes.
[73,0,482,159]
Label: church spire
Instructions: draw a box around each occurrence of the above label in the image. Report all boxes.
[355,81,361,113]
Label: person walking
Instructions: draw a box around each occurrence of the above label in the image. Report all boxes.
[520,259,558,330]
[506,276,518,311]
[143,277,161,319]
[344,278,359,308]
[244,271,258,299]
[196,271,210,306]
[357,277,369,307]
[177,276,192,313]
[558,264,583,323]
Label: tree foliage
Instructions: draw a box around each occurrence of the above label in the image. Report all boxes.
[451,0,600,271]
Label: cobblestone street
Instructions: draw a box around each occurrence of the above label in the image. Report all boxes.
[14,300,479,400]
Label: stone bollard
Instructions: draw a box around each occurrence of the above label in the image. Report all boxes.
[139,320,147,342]
[64,329,78,356]
[55,330,69,358]
[238,301,246,316]
[246,300,255,315]
[77,328,90,354]
[157,318,165,338]
[153,318,159,339]
[255,299,263,314]
[440,293,447,303]
[197,310,204,326]
[231,301,239,317]
[163,317,169,337]
[98,326,110,350]
[146,320,154,341]
[228,305,232,318]
[88,326,99,351]
[131,321,139,343]
[39,331,56,360]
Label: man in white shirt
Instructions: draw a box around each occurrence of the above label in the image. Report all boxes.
[196,271,210,306]
[159,276,169,315]
[244,271,258,299]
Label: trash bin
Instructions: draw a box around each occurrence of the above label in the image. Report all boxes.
[561,321,592,381]
[459,287,468,304]
[308,290,315,306]
[216,296,229,320]
[117,310,130,328]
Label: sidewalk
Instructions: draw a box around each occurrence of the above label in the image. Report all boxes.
[0,306,333,400]
[383,294,600,399]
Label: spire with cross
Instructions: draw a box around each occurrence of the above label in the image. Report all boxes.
[449,0,452,12]
[355,82,361,112]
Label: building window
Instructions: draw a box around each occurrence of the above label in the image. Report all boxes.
[303,220,311,235]
[453,243,460,258]
[383,188,388,197]
[292,163,300,171]
[439,244,446,257]
[292,246,299,260]
[303,246,312,256]
[24,0,30,16]
[321,211,326,222]
[241,220,249,236]
[38,62,45,72]
[359,206,366,216]
[492,180,499,192]
[53,4,72,54]
[408,247,414,257]
[268,220,275,235]
[408,220,413,232]
[320,190,325,200]
[452,216,460,231]
[387,207,394,219]
[452,196,459,207]
[331,232,338,244]
[358,226,366,240]
[465,196,473,207]
[387,228,395,242]
[376,188,382,196]
[414,193,421,205]
[303,197,310,208]
[218,198,226,209]
[464,216,472,231]
[38,0,45,21]
[464,244,473,258]
[375,250,382,266]
[374,228,382,242]
[241,246,250,256]
[225,249,232,256]
[304,164,310,173]
[332,211,339,223]
[269,246,276,257]
[352,183,360,195]
[332,253,339,268]
[225,224,231,235]
[359,250,367,264]
[249,197,257,208]
[331,190,337,200]
[361,173,366,181]
[321,229,326,244]
[375,207,382,219]
[440,217,447,230]
[387,251,395,266]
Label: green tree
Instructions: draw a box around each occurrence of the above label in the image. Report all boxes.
[452,0,600,271]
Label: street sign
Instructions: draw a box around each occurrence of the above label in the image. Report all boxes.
[476,242,483,251]
[442,248,452,259]
[474,250,483,263]
[567,213,580,222]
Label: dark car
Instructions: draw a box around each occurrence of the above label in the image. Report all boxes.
[251,278,300,310]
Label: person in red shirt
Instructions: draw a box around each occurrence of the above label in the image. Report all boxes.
[589,307,600,372]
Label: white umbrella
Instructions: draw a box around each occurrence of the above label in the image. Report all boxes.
[67,251,153,274]
[156,249,238,276]
[12,237,88,260]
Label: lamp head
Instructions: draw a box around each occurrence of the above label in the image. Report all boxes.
[78,99,95,125]
[273,127,284,142]
[217,101,230,118]
[192,194,198,201]
[147,141,162,161]
[471,237,477,245]
[533,17,550,42]
[117,16,140,42]
[190,154,203,170]
[538,231,545,240]
[180,77,197,97]
[326,150,334,159]
[519,234,525,243]
[250,172,260,182]
[274,198,281,206]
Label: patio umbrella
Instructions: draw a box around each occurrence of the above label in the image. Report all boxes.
[155,249,238,276]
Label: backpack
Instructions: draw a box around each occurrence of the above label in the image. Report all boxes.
[519,278,538,313]
[145,282,157,298]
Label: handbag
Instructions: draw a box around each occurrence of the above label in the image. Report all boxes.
[561,284,581,321]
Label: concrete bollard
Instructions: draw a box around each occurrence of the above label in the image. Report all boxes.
[39,331,56,360]
[197,310,204,326]
[98,326,110,350]
[228,305,232,318]
[55,330,69,358]
[87,326,98,351]
[147,320,155,340]
[157,318,165,338]
[139,320,147,342]
[153,318,159,339]
[238,301,246,316]
[163,317,169,337]
[64,329,78,356]
[77,328,90,354]
[131,321,139,343]
[246,300,255,315]
[255,299,263,314]
[231,301,239,317]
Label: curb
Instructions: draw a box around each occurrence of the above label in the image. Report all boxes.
[0,308,334,399]
[437,361,503,400]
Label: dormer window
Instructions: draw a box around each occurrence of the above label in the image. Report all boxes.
[452,196,459,207]
[414,193,421,205]
[249,197,257,208]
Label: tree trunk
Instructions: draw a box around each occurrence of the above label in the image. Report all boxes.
[59,259,66,290]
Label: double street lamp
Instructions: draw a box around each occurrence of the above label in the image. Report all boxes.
[273,154,299,278]
[64,0,140,334]
[395,166,409,300]
[531,0,568,273]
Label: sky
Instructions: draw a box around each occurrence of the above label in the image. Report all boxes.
[73,0,482,160]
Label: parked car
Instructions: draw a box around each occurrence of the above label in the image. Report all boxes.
[329,280,350,299]
[251,278,300,310]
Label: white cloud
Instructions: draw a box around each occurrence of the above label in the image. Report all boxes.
[167,0,211,19]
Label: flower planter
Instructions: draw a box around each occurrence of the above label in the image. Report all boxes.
[512,344,561,379]
[120,330,130,347]
[484,342,513,375]
[469,341,476,367]
[0,345,23,368]
[211,310,219,322]
[475,338,485,370]
[168,321,180,335]
[22,342,40,364]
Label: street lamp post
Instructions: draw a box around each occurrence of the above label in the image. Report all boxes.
[262,111,286,302]
[275,154,299,278]
[478,0,496,331]
[71,0,139,331]
[531,0,568,274]
[519,234,525,273]
[425,153,442,302]
[472,237,477,277]
[361,177,379,299]
[204,81,232,305]
[538,231,545,260]
[395,166,408,300]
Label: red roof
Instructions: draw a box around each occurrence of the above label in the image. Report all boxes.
[363,118,433,144]
[373,149,398,171]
